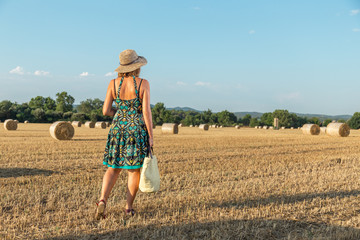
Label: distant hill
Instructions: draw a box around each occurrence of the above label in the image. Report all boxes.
[167,106,201,112]
[76,104,352,120]
[233,111,351,121]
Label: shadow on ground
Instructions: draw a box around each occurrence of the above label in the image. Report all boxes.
[0,168,55,178]
[44,218,360,240]
[211,190,360,209]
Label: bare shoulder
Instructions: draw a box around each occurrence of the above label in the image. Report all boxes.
[136,77,150,88]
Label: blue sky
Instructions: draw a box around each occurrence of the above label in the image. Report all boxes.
[0,0,359,115]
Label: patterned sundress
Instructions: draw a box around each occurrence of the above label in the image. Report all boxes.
[103,76,149,169]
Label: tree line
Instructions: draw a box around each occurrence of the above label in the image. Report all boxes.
[1,92,360,129]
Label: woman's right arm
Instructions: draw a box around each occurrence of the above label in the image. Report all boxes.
[102,79,117,117]
[141,80,154,147]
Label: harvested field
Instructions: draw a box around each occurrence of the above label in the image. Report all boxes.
[1,123,360,239]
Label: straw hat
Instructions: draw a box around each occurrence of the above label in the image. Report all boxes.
[114,49,147,73]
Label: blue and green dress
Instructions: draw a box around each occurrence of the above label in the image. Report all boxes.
[103,76,149,169]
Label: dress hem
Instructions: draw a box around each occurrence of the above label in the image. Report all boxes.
[103,161,142,169]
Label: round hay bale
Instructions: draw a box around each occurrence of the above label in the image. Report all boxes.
[179,123,183,127]
[320,127,327,134]
[302,124,320,135]
[24,120,29,124]
[235,125,240,129]
[85,121,95,128]
[14,120,19,124]
[49,121,74,140]
[95,121,106,129]
[263,126,268,129]
[281,127,285,130]
[219,125,223,128]
[4,119,17,131]
[72,121,82,127]
[326,123,350,137]
[106,122,111,127]
[211,124,216,128]
[290,127,294,129]
[195,125,199,127]
[199,124,209,131]
[162,123,178,134]
[269,126,274,130]
[189,125,193,128]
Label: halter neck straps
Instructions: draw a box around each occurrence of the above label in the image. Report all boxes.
[116,76,140,99]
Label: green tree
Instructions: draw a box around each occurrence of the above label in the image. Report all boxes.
[44,97,56,111]
[77,98,104,114]
[56,91,75,112]
[0,100,16,120]
[348,112,360,129]
[217,110,237,126]
[242,114,251,126]
[32,108,45,122]
[249,118,259,127]
[272,109,292,127]
[29,96,45,109]
[323,119,332,127]
[151,102,166,125]
[260,112,273,126]
[308,117,320,125]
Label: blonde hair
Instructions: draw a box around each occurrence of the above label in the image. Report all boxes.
[118,68,141,78]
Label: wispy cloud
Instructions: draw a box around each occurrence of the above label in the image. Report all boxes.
[34,70,50,76]
[80,72,90,77]
[195,81,211,87]
[353,28,360,32]
[105,72,117,77]
[350,9,359,16]
[9,66,24,75]
[176,81,187,86]
[277,92,301,102]
[249,30,256,35]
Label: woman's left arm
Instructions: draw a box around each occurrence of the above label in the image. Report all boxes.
[103,79,117,116]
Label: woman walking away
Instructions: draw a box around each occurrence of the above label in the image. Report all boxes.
[95,49,154,220]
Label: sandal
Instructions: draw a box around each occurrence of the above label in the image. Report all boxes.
[95,199,106,220]
[125,208,136,217]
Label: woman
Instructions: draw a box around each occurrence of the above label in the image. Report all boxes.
[95,49,154,220]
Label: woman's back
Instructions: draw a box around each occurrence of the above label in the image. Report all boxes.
[114,77,144,101]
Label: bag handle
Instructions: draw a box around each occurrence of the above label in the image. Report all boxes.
[148,146,154,158]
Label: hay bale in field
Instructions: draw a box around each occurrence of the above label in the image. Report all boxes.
[49,121,74,140]
[320,127,327,134]
[72,121,82,127]
[85,121,95,128]
[281,127,285,130]
[106,122,111,127]
[263,126,268,129]
[195,125,199,127]
[302,124,320,135]
[189,125,193,128]
[235,125,240,129]
[24,120,29,124]
[219,125,223,128]
[211,124,216,128]
[290,127,294,129]
[14,120,19,124]
[179,123,183,127]
[269,126,274,130]
[162,123,178,134]
[326,123,350,137]
[95,121,106,129]
[199,124,209,131]
[4,119,17,130]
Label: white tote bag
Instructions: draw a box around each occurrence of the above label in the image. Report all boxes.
[139,147,160,193]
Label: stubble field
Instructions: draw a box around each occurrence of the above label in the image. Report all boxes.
[1,123,360,239]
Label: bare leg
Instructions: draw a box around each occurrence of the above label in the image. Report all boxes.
[99,167,122,202]
[126,169,141,209]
